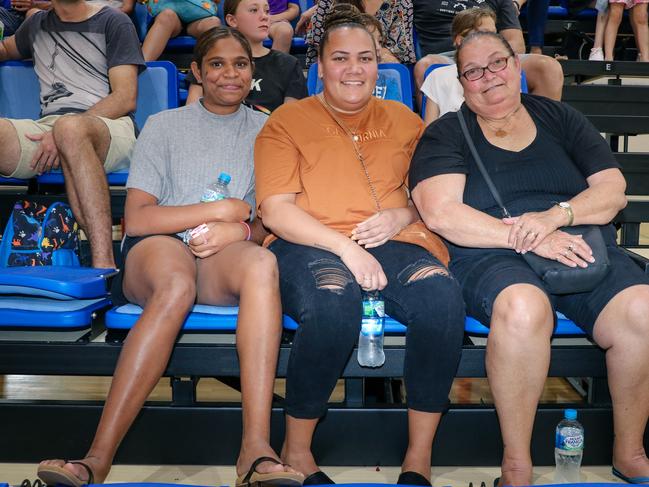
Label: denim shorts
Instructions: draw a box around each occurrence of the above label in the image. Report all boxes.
[451,244,649,336]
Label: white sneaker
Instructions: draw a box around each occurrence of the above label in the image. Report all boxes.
[589,47,604,60]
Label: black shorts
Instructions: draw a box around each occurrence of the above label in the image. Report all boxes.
[450,244,649,336]
[110,234,184,306]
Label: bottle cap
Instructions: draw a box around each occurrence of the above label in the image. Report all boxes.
[218,172,231,184]
[564,409,577,420]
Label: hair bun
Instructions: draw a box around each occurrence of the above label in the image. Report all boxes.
[323,3,365,32]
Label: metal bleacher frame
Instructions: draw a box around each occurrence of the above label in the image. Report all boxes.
[1,62,649,469]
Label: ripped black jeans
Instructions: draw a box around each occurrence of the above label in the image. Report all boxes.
[269,239,466,419]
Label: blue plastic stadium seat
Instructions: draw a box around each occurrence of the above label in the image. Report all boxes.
[36,60,178,185]
[106,303,300,331]
[0,60,41,120]
[283,312,585,336]
[0,267,113,329]
[307,63,414,110]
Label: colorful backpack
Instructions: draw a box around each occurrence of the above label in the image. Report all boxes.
[0,200,80,267]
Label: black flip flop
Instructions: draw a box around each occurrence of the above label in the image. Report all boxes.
[303,470,336,485]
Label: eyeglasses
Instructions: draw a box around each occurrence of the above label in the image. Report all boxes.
[459,55,512,81]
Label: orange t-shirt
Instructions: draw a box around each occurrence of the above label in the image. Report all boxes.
[254,96,449,264]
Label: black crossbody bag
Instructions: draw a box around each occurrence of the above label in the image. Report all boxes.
[456,110,610,294]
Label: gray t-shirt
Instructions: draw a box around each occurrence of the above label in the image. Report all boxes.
[14,7,145,118]
[127,101,267,212]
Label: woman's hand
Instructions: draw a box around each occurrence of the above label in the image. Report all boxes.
[340,240,388,291]
[531,229,595,268]
[504,208,565,253]
[351,208,413,249]
[295,5,315,35]
[188,222,246,258]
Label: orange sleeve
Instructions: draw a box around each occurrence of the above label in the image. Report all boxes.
[254,107,304,215]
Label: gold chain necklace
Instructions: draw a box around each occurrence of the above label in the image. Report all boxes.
[477,103,523,138]
[318,93,366,142]
[316,94,382,211]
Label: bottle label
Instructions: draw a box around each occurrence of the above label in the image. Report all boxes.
[201,189,226,202]
[361,317,383,336]
[556,427,584,451]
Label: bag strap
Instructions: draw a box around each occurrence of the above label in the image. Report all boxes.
[456,110,511,219]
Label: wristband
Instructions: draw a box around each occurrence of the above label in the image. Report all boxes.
[240,221,252,241]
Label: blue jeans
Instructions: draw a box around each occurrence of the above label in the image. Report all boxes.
[526,0,551,48]
[269,239,466,419]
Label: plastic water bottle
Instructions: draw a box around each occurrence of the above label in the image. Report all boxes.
[183,172,231,244]
[201,172,231,202]
[554,409,584,483]
[357,291,385,367]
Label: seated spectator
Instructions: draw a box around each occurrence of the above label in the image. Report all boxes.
[517,0,551,55]
[186,0,307,112]
[37,26,304,487]
[412,0,563,108]
[359,10,399,62]
[305,0,416,67]
[410,31,649,487]
[604,0,648,61]
[87,0,134,15]
[0,0,145,270]
[0,0,49,37]
[141,0,220,61]
[255,7,465,486]
[267,0,299,53]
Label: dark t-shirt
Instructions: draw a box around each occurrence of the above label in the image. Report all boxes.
[187,50,307,113]
[14,7,145,118]
[413,0,521,55]
[409,94,620,259]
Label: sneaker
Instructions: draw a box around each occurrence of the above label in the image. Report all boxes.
[589,47,604,60]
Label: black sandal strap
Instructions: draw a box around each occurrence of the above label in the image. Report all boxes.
[66,461,94,485]
[241,456,282,484]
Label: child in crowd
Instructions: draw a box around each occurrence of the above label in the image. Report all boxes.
[37,26,303,487]
[420,7,497,124]
[603,0,648,61]
[588,0,609,60]
[141,0,221,60]
[186,0,307,113]
[266,0,299,52]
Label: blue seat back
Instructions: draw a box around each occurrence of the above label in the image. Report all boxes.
[0,60,41,119]
[135,60,179,129]
[307,63,413,110]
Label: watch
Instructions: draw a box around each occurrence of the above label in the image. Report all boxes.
[557,201,574,226]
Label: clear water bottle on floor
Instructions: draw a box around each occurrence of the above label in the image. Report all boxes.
[554,409,584,483]
[357,290,385,367]
[183,172,231,244]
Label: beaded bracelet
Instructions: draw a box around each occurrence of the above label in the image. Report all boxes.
[240,221,252,241]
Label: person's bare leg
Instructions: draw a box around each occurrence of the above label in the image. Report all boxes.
[592,285,649,478]
[0,119,23,177]
[38,237,196,483]
[269,20,293,53]
[400,410,442,481]
[281,416,320,476]
[488,284,554,486]
[52,114,114,268]
[630,4,649,61]
[413,54,453,110]
[604,3,624,60]
[142,9,182,61]
[195,241,298,477]
[594,9,608,49]
[186,15,221,40]
[520,54,564,100]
